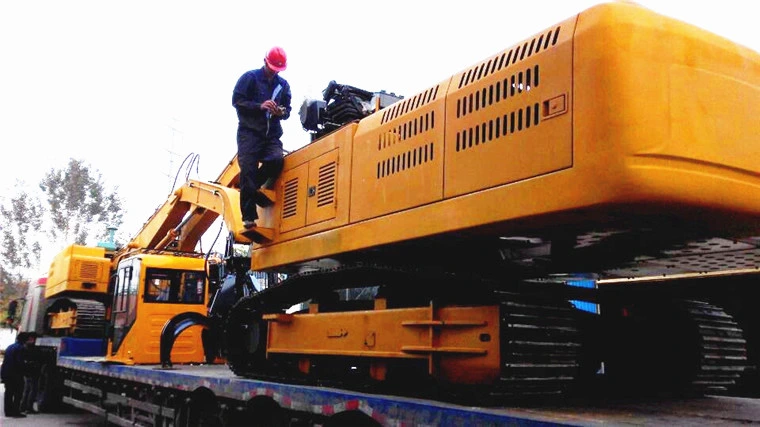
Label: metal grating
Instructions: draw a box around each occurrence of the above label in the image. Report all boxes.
[282,178,299,219]
[666,250,760,270]
[597,237,760,278]
[316,162,337,208]
[574,230,628,249]
[79,262,100,280]
[659,238,757,257]
[604,249,760,278]
[458,26,560,89]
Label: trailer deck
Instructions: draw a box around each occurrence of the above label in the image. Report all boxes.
[58,356,760,426]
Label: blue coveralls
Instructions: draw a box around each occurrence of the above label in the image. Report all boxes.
[232,66,292,222]
[1,340,25,416]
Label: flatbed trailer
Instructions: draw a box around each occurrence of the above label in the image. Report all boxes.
[57,356,550,426]
[53,355,760,426]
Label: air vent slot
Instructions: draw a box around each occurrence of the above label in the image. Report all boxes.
[381,85,440,123]
[377,142,435,179]
[455,103,541,152]
[316,162,336,207]
[282,178,299,219]
[457,66,540,118]
[458,26,560,88]
[378,111,436,150]
[79,262,100,280]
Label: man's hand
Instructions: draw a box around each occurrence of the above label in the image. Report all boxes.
[261,100,278,113]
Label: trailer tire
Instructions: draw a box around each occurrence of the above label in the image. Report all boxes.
[36,363,63,412]
[241,397,286,427]
[325,411,380,427]
[175,388,221,427]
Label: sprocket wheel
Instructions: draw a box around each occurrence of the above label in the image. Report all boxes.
[223,295,269,377]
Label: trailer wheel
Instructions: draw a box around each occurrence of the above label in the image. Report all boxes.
[325,411,380,427]
[228,397,286,427]
[36,363,63,412]
[175,388,221,427]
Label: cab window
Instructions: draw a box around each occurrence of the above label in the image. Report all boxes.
[144,268,205,304]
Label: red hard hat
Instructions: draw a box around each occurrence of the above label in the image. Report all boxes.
[265,46,287,72]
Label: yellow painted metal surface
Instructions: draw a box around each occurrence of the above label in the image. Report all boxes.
[572,3,760,215]
[107,254,207,365]
[267,305,501,384]
[214,154,241,189]
[443,16,574,197]
[46,245,110,298]
[262,124,355,241]
[306,149,340,225]
[350,80,448,222]
[128,179,251,252]
[48,309,76,331]
[279,162,309,233]
[250,2,760,270]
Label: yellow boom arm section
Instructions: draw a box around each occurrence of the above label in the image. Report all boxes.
[126,178,249,253]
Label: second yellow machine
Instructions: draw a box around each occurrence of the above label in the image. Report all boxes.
[44,159,254,365]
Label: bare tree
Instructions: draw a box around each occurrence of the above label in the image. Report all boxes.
[0,159,125,306]
[0,265,28,327]
[0,185,43,272]
[39,158,124,245]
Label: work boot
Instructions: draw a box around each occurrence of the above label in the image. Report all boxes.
[255,188,276,207]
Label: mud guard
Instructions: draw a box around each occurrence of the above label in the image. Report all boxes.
[160,312,212,368]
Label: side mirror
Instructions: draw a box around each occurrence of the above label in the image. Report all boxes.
[7,300,18,319]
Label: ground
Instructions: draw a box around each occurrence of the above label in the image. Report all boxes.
[0,370,105,425]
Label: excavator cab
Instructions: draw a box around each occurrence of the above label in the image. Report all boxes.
[107,253,209,365]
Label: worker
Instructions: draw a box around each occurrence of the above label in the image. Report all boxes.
[1,332,32,418]
[232,46,292,229]
[20,332,40,414]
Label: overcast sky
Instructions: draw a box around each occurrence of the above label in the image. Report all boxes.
[1,0,758,249]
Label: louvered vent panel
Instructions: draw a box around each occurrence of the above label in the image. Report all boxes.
[378,111,436,151]
[282,178,299,219]
[458,26,561,89]
[306,149,340,226]
[456,65,540,119]
[317,162,336,207]
[455,103,541,152]
[444,15,572,199]
[381,85,440,124]
[79,262,99,280]
[377,142,436,179]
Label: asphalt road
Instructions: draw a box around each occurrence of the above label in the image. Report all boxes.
[0,383,106,426]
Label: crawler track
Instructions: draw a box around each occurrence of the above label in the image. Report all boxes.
[605,298,748,394]
[46,298,107,338]
[224,265,582,402]
[494,291,581,397]
[683,300,747,391]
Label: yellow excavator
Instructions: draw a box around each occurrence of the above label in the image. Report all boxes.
[218,1,760,400]
[41,155,256,365]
